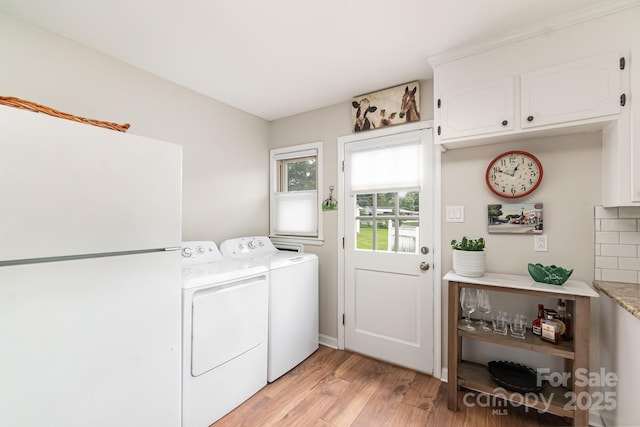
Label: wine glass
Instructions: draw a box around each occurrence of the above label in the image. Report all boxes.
[477,290,492,331]
[459,288,477,331]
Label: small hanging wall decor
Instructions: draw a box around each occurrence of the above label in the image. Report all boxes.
[323,186,337,211]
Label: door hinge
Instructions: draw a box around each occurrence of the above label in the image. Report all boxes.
[620,57,626,70]
[621,93,626,107]
[342,160,344,172]
[342,237,345,249]
[342,313,345,325]
[437,126,441,136]
[437,98,441,109]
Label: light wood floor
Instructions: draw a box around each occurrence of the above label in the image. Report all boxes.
[214,345,570,426]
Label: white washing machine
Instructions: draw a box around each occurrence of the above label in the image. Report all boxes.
[220,236,319,382]
[181,241,269,427]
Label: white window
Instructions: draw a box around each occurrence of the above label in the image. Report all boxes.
[270,142,323,244]
[347,136,422,253]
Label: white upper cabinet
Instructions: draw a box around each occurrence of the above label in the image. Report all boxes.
[521,52,621,129]
[433,51,623,148]
[437,78,514,140]
[603,48,637,207]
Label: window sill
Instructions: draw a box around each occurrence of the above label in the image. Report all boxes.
[269,235,325,247]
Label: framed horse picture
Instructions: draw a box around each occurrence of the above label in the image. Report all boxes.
[351,81,420,133]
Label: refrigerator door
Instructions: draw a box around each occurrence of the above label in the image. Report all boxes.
[0,251,181,427]
[0,105,182,262]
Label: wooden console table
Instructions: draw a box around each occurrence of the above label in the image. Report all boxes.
[445,271,599,426]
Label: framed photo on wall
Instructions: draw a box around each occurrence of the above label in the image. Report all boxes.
[351,81,420,133]
[488,203,543,234]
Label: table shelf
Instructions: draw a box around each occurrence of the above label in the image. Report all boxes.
[457,321,575,359]
[446,271,596,426]
[458,361,574,419]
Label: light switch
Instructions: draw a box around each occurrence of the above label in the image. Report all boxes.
[446,206,464,223]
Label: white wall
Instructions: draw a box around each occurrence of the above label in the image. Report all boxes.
[0,12,270,242]
[441,132,602,375]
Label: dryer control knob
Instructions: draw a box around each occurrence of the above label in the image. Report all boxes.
[196,246,205,254]
[248,240,257,249]
[182,247,193,258]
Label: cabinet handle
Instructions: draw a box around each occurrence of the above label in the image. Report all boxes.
[527,115,534,122]
[501,120,508,126]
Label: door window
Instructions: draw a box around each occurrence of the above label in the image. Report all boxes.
[355,191,419,253]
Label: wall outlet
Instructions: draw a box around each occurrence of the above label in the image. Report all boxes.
[534,234,548,252]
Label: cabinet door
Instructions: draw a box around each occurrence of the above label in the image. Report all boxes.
[437,77,514,140]
[521,52,621,129]
[630,49,640,203]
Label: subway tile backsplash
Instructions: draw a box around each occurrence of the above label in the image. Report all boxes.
[595,206,640,284]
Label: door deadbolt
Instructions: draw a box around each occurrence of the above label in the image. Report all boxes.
[420,262,430,271]
[420,246,429,255]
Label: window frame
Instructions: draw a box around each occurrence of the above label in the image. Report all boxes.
[269,141,324,246]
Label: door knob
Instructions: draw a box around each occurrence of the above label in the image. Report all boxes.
[421,246,429,255]
[420,262,430,271]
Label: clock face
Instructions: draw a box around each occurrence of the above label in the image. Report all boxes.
[485,151,543,198]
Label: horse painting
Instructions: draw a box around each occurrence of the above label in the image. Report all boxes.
[351,81,420,132]
[399,85,420,122]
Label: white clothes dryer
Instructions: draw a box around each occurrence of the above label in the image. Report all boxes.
[181,241,269,427]
[220,236,319,382]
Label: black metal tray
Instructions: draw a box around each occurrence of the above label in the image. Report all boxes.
[487,361,545,393]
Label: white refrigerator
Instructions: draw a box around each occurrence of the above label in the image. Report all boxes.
[0,105,182,427]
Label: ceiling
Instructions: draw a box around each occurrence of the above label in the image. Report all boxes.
[0,0,630,120]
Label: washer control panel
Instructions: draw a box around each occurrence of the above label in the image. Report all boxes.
[219,236,276,258]
[180,241,223,265]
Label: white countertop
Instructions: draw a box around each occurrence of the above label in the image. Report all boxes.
[443,270,599,298]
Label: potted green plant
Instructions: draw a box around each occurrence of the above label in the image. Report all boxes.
[451,237,486,277]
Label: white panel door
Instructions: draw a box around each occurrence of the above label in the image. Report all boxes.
[344,128,435,373]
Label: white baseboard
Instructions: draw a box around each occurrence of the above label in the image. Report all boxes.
[441,367,448,383]
[319,334,338,349]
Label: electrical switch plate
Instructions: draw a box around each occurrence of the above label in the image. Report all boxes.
[534,234,548,252]
[445,206,464,223]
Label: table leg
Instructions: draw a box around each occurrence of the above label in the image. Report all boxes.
[447,281,459,411]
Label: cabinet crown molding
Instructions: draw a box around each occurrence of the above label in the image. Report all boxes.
[427,0,639,67]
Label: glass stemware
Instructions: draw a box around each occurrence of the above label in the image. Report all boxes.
[459,288,477,331]
[477,290,492,331]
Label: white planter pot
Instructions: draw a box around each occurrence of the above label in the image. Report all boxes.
[452,250,485,277]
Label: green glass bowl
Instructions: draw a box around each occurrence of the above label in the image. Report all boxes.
[527,263,573,285]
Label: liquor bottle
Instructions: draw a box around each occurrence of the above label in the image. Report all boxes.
[556,299,572,341]
[541,309,565,345]
[532,304,544,336]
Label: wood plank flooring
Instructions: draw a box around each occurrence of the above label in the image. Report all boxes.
[213,346,570,426]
